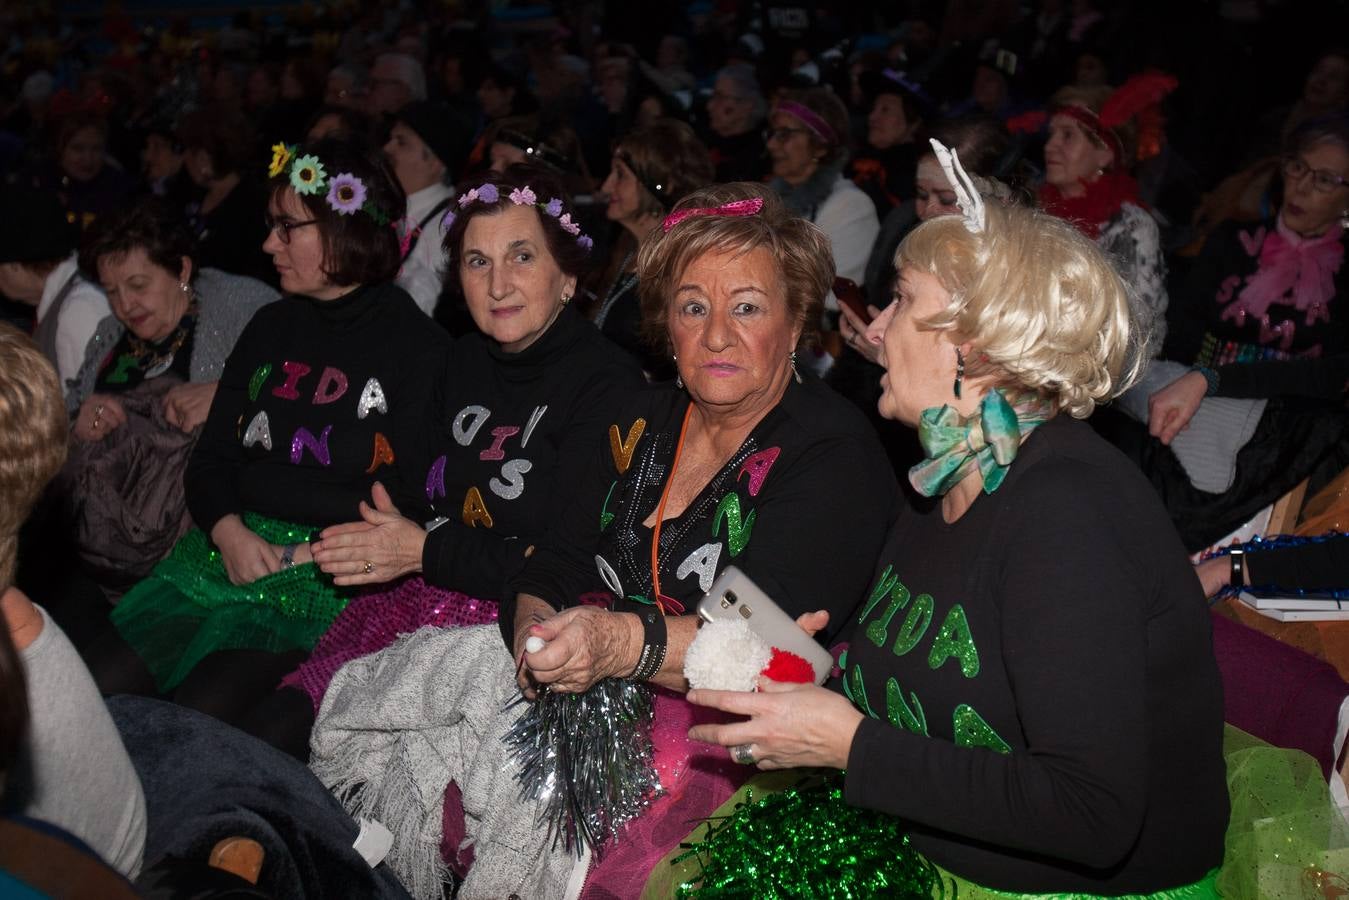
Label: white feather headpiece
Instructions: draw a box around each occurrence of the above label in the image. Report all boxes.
[929,137,986,234]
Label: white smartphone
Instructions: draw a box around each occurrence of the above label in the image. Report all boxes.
[697,566,834,686]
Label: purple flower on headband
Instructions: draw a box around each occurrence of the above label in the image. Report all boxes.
[509,186,537,206]
[545,198,563,217]
[577,235,594,251]
[478,183,500,204]
[558,213,580,236]
[325,173,367,216]
[457,188,479,208]
[441,209,456,231]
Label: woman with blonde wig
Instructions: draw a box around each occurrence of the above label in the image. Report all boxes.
[685,148,1231,896]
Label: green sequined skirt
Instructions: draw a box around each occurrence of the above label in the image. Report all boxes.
[111,514,351,692]
[651,726,1348,899]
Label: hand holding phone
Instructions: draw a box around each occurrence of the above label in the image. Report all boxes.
[697,567,834,686]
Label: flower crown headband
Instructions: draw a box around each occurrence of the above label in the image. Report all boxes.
[442,182,593,253]
[267,143,393,225]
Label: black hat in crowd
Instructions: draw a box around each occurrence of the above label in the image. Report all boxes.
[0,183,76,265]
[396,101,467,171]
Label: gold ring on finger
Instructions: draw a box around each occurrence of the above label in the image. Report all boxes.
[363,561,375,574]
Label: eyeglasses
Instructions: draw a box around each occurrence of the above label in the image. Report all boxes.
[265,215,319,244]
[763,126,810,144]
[1282,156,1349,193]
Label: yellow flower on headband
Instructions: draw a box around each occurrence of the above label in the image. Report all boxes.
[290,154,328,196]
[268,143,295,179]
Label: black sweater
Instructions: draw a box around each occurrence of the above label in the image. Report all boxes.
[511,375,900,644]
[186,282,449,533]
[840,416,1228,894]
[419,306,643,600]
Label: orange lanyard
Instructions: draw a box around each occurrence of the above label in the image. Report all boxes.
[648,403,693,615]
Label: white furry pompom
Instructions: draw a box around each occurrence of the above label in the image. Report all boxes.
[683,619,771,692]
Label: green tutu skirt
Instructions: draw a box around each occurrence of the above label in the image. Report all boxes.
[111,514,351,691]
[649,726,1349,899]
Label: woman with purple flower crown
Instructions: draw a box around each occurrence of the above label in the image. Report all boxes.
[243,162,644,758]
[85,139,451,724]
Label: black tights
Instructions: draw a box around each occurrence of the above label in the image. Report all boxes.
[85,629,306,730]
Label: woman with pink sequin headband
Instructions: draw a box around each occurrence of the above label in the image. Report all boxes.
[298,180,897,897]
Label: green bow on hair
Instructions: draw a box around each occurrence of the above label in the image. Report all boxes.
[909,388,1053,498]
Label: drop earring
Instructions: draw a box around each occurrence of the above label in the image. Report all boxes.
[1341,209,1349,230]
[673,354,683,389]
[789,350,802,385]
[560,293,571,305]
[179,282,189,293]
[953,348,965,399]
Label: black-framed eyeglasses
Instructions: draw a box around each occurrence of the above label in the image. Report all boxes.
[1282,156,1349,194]
[264,215,320,244]
[763,126,810,144]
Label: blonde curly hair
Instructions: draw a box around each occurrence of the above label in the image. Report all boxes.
[895,203,1142,418]
[0,324,68,591]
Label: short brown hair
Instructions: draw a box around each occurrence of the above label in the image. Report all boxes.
[614,118,715,218]
[635,182,833,352]
[268,138,406,288]
[178,105,256,177]
[0,324,68,591]
[442,163,593,293]
[79,197,198,285]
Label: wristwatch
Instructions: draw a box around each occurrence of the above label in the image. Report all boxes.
[279,542,298,569]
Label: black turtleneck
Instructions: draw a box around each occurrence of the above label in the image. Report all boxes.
[185,282,450,533]
[419,305,643,600]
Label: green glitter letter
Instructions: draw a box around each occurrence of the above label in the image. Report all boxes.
[891,593,933,657]
[248,362,272,402]
[952,703,1011,753]
[712,493,756,558]
[927,604,980,678]
[864,579,910,648]
[885,677,929,736]
[858,565,897,622]
[105,354,138,385]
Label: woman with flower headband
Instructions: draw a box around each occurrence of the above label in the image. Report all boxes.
[676,143,1231,898]
[305,183,898,897]
[84,138,450,727]
[246,163,643,760]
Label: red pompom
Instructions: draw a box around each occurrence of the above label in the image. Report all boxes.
[760,648,816,684]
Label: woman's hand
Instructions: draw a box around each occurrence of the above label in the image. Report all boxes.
[210,514,281,585]
[1195,555,1240,597]
[311,482,426,586]
[163,381,218,432]
[1148,370,1208,446]
[838,302,884,365]
[687,681,864,771]
[522,606,641,695]
[73,394,127,442]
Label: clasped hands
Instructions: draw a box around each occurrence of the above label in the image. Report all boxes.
[310,481,426,586]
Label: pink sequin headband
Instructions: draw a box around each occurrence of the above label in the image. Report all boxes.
[442,182,593,252]
[774,100,838,146]
[661,197,765,233]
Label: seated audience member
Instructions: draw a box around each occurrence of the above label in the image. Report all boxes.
[31,114,135,231]
[305,104,377,145]
[0,184,109,392]
[1121,115,1349,549]
[61,198,277,585]
[306,184,898,897]
[683,150,1230,898]
[849,69,934,217]
[83,139,450,728]
[593,118,713,379]
[1038,76,1176,360]
[767,87,880,290]
[247,164,642,759]
[702,63,768,183]
[324,63,369,110]
[384,100,463,315]
[0,323,147,880]
[177,107,277,287]
[138,116,199,214]
[484,115,593,197]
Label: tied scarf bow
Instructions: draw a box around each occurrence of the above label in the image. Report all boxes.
[1225,219,1344,327]
[909,389,1052,498]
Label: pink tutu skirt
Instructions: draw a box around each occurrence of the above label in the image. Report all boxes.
[279,575,498,712]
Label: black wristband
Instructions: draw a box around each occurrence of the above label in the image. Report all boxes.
[629,607,668,682]
[1229,548,1245,588]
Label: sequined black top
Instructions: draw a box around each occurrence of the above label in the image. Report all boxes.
[510,374,900,644]
[185,282,450,532]
[840,416,1228,893]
